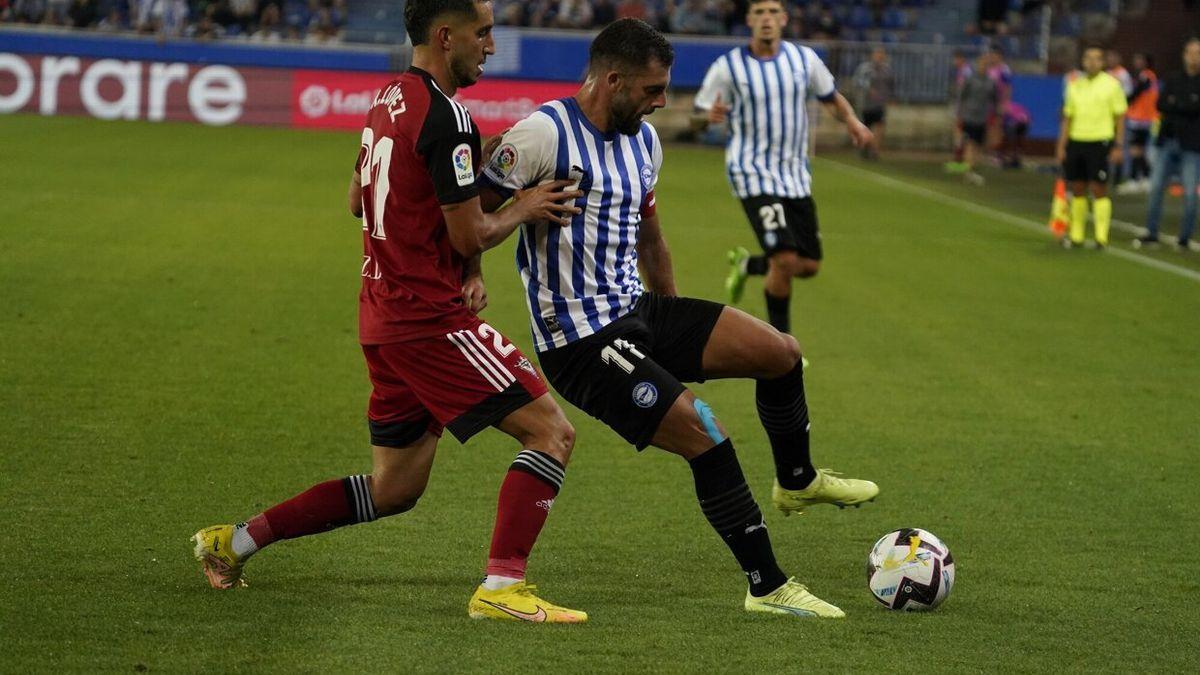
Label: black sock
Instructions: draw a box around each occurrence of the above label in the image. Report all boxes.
[764,291,790,334]
[746,255,768,275]
[1132,156,1148,181]
[757,361,816,489]
[688,439,788,596]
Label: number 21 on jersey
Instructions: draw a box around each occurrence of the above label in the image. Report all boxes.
[359,127,393,241]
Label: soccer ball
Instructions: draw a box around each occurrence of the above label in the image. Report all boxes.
[867,528,955,611]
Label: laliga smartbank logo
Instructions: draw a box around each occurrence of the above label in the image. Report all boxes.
[298,84,375,119]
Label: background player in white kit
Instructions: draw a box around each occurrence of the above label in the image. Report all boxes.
[693,0,873,343]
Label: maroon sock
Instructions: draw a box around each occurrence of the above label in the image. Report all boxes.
[486,450,565,579]
[251,475,377,548]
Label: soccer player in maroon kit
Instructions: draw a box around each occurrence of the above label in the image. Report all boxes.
[192,0,589,623]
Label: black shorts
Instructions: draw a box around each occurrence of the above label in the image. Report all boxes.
[537,293,725,450]
[962,122,986,145]
[740,195,822,260]
[862,107,886,127]
[1063,140,1111,183]
[1128,128,1151,147]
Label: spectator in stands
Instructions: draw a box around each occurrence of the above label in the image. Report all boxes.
[670,0,723,35]
[527,0,558,27]
[853,47,894,160]
[617,0,649,22]
[96,4,123,30]
[1117,53,1158,195]
[954,54,998,185]
[67,0,96,27]
[976,0,1006,35]
[192,4,221,39]
[493,0,526,25]
[592,0,616,26]
[1137,38,1200,251]
[814,5,842,39]
[229,0,255,34]
[553,0,593,29]
[43,0,68,25]
[131,0,157,32]
[304,4,339,43]
[10,0,46,23]
[251,2,281,41]
[158,0,188,38]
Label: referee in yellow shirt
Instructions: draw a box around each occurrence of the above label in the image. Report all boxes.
[1056,45,1128,248]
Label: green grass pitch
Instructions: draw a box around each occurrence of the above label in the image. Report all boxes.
[2,115,1197,672]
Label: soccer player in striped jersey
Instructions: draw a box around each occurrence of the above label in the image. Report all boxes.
[479,18,879,618]
[192,0,591,623]
[693,0,873,339]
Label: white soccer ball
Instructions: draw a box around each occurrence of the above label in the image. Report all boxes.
[867,528,955,611]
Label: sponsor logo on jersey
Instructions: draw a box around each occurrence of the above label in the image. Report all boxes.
[543,314,561,332]
[453,143,474,187]
[632,381,658,408]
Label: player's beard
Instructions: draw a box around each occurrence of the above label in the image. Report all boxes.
[612,94,644,135]
[450,53,481,89]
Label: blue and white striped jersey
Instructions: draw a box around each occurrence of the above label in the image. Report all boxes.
[695,42,837,200]
[480,97,662,353]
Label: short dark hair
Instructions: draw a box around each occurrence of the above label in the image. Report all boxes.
[588,18,675,74]
[405,0,480,46]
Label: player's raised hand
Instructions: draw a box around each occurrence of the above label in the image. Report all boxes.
[708,93,729,125]
[462,274,488,313]
[847,118,874,148]
[513,179,584,226]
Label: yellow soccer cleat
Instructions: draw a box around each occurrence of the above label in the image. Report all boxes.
[468,581,587,623]
[745,577,845,618]
[191,524,247,589]
[772,469,879,516]
[725,246,751,305]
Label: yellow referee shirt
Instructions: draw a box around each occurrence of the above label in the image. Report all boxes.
[1063,72,1127,142]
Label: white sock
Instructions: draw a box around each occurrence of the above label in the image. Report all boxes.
[230,522,259,558]
[482,575,522,591]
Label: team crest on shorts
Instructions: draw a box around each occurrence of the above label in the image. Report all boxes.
[632,382,658,408]
[764,231,778,247]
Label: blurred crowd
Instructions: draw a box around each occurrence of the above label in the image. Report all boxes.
[495,0,927,40]
[0,0,935,43]
[0,0,347,43]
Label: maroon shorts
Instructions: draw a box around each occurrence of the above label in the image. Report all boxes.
[362,318,549,443]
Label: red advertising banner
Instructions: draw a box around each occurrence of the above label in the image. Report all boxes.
[290,68,394,130]
[1,52,577,133]
[453,79,578,135]
[290,69,577,134]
